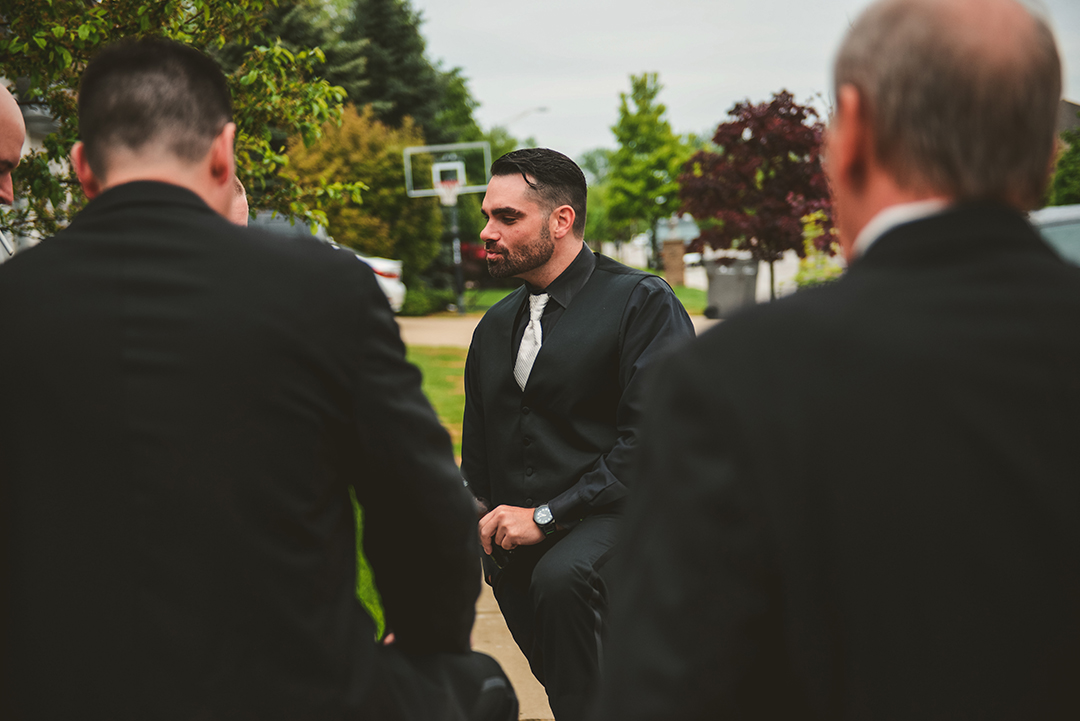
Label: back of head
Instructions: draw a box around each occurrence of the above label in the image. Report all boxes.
[0,83,26,206]
[78,37,232,179]
[491,148,588,236]
[834,0,1061,210]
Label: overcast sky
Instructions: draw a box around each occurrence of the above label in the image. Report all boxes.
[411,0,1080,161]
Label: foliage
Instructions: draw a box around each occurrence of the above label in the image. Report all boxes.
[0,0,363,240]
[341,0,455,143]
[431,66,483,145]
[1048,128,1080,206]
[349,490,386,638]
[286,104,442,280]
[607,73,689,265]
[577,147,613,246]
[399,278,456,316]
[680,90,831,299]
[216,0,367,105]
[584,180,616,248]
[794,211,844,289]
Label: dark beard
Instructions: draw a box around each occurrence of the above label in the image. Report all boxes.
[487,223,555,279]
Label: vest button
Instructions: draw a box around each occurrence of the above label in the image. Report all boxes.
[523,436,531,446]
[525,497,534,506]
[526,467,533,476]
[522,406,530,415]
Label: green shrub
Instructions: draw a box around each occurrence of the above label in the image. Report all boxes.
[399,280,456,316]
[795,213,844,290]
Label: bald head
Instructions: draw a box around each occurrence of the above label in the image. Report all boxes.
[834,0,1061,209]
[0,83,27,206]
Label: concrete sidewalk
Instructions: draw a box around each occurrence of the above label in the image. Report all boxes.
[397,313,718,348]
[397,312,717,719]
[473,582,554,721]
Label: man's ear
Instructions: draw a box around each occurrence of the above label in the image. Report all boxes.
[549,204,576,240]
[828,84,870,196]
[208,122,236,188]
[70,142,103,199]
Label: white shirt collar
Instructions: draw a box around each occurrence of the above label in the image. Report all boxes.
[851,198,951,259]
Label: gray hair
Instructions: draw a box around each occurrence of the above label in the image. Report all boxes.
[834,0,1062,209]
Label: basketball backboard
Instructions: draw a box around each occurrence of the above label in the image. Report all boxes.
[403,141,492,200]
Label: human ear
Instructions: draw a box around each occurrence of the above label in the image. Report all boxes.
[208,123,236,187]
[828,84,870,195]
[70,142,102,199]
[550,204,576,240]
[207,123,237,216]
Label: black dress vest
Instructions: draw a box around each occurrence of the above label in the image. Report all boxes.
[470,254,651,516]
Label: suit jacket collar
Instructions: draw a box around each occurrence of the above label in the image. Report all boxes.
[854,201,1055,270]
[68,181,215,230]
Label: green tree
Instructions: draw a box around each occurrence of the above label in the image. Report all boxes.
[1048,128,1080,206]
[286,104,442,281]
[0,0,363,241]
[607,73,688,268]
[217,0,367,99]
[341,0,446,139]
[578,147,615,248]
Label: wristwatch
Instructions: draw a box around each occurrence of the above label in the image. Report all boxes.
[533,503,557,536]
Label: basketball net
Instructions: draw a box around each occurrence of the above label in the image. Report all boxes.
[436,180,461,207]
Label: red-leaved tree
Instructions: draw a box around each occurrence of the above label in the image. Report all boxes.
[680,91,832,299]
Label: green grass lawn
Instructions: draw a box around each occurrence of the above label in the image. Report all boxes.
[406,346,469,458]
[353,346,469,637]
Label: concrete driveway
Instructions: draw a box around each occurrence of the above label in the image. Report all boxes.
[397,313,718,348]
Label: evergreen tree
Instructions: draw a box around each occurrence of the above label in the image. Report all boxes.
[342,0,444,137]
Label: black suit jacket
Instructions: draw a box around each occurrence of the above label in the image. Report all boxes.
[0,182,480,719]
[594,202,1080,720]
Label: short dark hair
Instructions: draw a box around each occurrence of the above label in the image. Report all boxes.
[834,0,1061,209]
[78,37,233,178]
[491,148,587,236]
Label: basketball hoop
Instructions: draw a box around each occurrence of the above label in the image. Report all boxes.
[436,180,461,207]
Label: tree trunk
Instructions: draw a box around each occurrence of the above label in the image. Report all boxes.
[769,258,776,301]
[650,217,661,270]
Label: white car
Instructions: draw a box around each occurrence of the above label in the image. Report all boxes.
[1029,203,1080,265]
[353,253,405,313]
[249,211,406,312]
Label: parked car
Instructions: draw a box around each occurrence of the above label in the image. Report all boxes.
[249,211,406,312]
[1029,203,1080,266]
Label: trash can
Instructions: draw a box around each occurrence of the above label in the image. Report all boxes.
[703,258,758,319]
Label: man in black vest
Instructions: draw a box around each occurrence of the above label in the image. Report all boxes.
[462,148,694,721]
[592,0,1080,719]
[0,37,515,720]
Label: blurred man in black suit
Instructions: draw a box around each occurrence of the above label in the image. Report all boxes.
[0,37,514,721]
[593,0,1080,719]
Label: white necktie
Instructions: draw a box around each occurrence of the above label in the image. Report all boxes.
[514,293,550,391]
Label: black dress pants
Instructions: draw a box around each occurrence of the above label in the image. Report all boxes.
[490,513,621,721]
[367,645,518,721]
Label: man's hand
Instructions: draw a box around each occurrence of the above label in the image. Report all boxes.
[479,505,544,554]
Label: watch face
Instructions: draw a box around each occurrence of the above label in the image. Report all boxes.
[534,504,553,526]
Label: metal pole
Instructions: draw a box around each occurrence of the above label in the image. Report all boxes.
[450,201,465,315]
